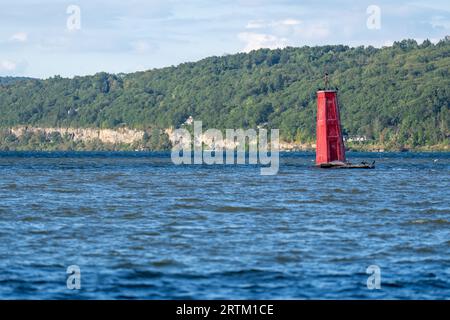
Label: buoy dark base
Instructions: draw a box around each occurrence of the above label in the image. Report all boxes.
[318,161,375,169]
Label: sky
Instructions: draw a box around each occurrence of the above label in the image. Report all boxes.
[0,0,449,78]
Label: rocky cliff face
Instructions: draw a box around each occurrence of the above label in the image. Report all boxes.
[5,126,314,151]
[9,126,144,144]
[164,128,313,151]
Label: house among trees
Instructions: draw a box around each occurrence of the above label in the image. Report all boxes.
[184,116,194,125]
[344,135,368,142]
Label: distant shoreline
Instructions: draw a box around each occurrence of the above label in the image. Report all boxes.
[0,147,448,153]
[0,126,448,153]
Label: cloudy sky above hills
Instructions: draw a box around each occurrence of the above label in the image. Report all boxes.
[1,0,449,78]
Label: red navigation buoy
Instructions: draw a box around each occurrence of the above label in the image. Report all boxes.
[316,90,346,165]
[315,84,375,169]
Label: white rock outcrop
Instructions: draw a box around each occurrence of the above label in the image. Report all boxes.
[9,126,144,144]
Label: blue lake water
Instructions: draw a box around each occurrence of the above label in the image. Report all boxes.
[0,151,449,299]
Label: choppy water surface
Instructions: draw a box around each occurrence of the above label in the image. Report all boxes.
[0,151,449,299]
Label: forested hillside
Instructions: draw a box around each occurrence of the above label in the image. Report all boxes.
[0,77,32,85]
[0,38,449,150]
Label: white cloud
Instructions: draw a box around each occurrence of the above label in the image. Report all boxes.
[240,18,329,51]
[0,59,28,75]
[278,19,301,26]
[430,16,450,30]
[245,18,302,29]
[238,32,288,52]
[292,22,330,40]
[10,32,28,42]
[0,60,17,71]
[246,20,266,29]
[131,40,157,54]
